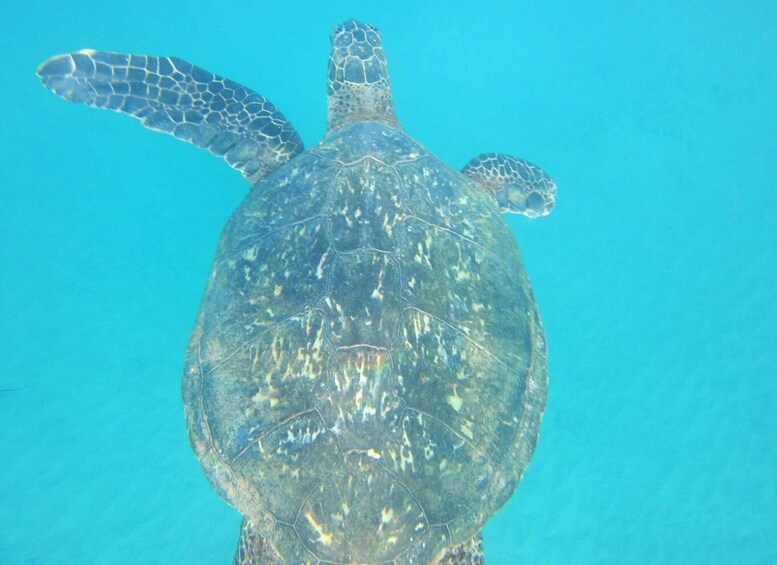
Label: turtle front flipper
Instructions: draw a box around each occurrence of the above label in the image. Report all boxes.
[463,153,556,217]
[232,518,282,565]
[37,52,303,182]
[433,533,485,564]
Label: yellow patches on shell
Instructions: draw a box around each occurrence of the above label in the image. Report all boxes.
[460,419,475,440]
[398,428,415,472]
[414,242,423,264]
[298,315,325,379]
[270,333,284,364]
[381,507,394,524]
[412,234,434,268]
[243,245,258,262]
[304,512,334,547]
[447,394,464,412]
[251,384,279,408]
[382,211,397,237]
[370,261,387,300]
[446,385,464,412]
[452,265,471,281]
[315,249,330,280]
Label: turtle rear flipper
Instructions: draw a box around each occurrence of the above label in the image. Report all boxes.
[37,51,303,182]
[233,519,484,565]
[233,518,282,565]
[463,153,556,217]
[434,533,484,564]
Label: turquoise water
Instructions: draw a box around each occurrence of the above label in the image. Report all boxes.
[2,1,775,563]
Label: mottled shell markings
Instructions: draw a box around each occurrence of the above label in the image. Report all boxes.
[182,121,546,564]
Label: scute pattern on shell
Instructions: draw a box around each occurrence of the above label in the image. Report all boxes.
[183,121,547,564]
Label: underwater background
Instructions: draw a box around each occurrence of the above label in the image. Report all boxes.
[1,1,775,563]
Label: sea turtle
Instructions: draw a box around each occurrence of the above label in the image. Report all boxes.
[37,19,555,564]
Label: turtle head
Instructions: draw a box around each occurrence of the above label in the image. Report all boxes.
[327,20,398,131]
[463,153,557,217]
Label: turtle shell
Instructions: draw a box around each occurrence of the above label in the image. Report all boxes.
[182,121,547,564]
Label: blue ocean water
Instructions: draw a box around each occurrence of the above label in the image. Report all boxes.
[1,1,775,563]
